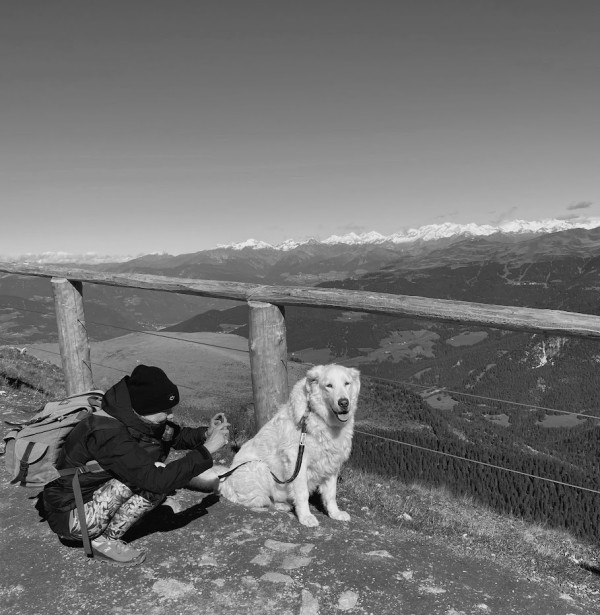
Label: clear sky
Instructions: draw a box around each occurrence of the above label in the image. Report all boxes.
[2,1,599,258]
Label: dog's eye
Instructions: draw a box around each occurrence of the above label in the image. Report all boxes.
[345,382,350,386]
[326,383,333,389]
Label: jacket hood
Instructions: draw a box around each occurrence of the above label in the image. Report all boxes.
[102,378,165,439]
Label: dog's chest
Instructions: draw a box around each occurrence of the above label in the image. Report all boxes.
[304,428,351,477]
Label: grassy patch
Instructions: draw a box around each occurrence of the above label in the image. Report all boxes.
[0,346,66,400]
[339,466,600,601]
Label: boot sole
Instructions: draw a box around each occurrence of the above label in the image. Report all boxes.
[91,549,147,567]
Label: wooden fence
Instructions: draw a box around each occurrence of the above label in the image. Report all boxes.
[3,262,600,428]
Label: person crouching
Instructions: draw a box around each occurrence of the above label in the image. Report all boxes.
[42,365,229,567]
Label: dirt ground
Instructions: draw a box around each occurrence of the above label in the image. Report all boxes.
[2,387,599,615]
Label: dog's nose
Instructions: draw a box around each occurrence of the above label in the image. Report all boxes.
[338,398,349,411]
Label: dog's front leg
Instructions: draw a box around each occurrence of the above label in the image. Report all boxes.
[320,473,350,522]
[291,463,319,527]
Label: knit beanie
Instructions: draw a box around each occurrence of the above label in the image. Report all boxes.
[126,365,180,415]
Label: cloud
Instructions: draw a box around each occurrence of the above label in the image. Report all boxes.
[1,252,136,265]
[567,201,593,211]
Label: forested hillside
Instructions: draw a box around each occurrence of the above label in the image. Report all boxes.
[352,378,600,541]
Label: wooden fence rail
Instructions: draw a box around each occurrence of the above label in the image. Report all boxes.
[2,262,600,427]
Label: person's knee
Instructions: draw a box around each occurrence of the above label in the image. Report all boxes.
[133,488,167,506]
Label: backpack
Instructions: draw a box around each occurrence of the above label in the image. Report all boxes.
[3,389,107,487]
[2,389,109,558]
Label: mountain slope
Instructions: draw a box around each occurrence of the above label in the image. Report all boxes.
[103,225,600,284]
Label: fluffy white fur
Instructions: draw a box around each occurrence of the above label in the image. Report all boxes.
[218,364,360,527]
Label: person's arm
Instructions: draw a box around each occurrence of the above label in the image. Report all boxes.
[88,428,213,494]
[171,424,208,450]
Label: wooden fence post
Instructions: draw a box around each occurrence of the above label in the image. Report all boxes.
[247,301,289,430]
[51,278,94,395]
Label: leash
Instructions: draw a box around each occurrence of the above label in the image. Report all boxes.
[218,412,309,485]
[271,408,310,485]
[217,460,253,481]
[271,413,309,485]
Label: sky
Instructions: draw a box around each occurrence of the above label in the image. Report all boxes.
[2,1,600,259]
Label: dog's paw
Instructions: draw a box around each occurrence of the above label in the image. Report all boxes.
[330,510,350,522]
[298,513,320,527]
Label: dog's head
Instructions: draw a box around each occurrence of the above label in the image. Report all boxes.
[305,364,360,427]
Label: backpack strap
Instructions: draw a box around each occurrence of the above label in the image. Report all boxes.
[9,441,35,486]
[58,462,104,558]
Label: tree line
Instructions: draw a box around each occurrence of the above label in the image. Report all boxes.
[350,378,600,541]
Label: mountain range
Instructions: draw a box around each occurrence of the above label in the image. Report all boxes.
[4,217,599,265]
[92,220,600,286]
[3,223,600,345]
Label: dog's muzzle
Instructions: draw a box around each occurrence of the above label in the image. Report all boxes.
[333,397,350,422]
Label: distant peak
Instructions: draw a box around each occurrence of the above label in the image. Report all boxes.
[228,218,600,250]
[217,237,314,251]
[323,231,387,245]
[216,238,275,251]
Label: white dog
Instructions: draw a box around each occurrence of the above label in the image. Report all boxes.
[218,364,360,527]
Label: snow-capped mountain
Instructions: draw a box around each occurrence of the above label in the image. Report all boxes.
[0,218,600,269]
[4,218,599,265]
[99,222,600,288]
[218,218,600,251]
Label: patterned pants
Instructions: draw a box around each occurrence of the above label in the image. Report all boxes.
[68,479,165,541]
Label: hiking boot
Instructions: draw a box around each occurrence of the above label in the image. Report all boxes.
[91,536,146,567]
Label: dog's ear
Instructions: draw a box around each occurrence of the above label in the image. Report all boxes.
[347,367,361,397]
[305,365,324,392]
[347,367,360,382]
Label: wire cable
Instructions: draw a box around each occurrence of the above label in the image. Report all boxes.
[4,302,600,494]
[4,299,596,417]
[365,373,600,421]
[3,333,600,495]
[0,336,247,401]
[353,428,600,495]
[0,300,250,355]
[2,300,599,419]
[289,357,600,421]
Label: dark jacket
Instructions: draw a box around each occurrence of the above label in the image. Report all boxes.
[43,377,213,522]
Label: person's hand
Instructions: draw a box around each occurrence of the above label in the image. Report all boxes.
[206,412,229,438]
[204,420,230,454]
